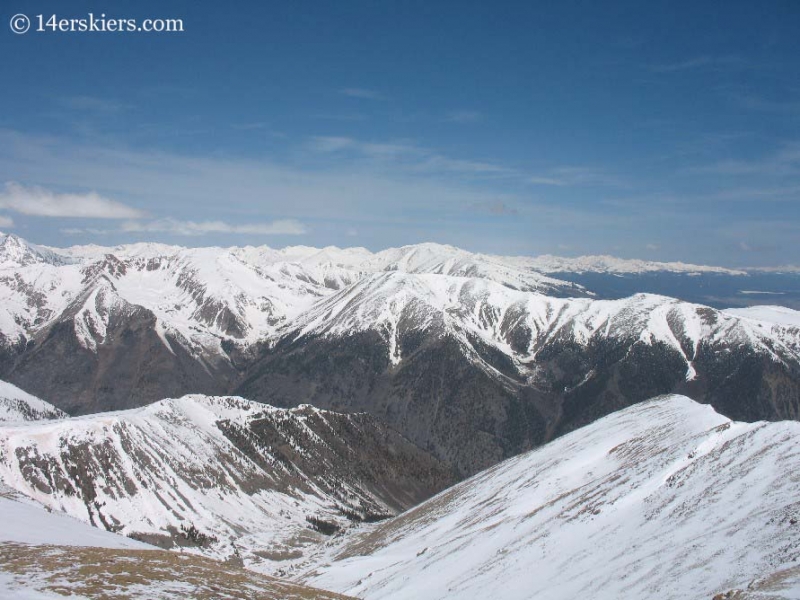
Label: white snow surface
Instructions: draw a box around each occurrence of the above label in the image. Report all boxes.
[304,395,800,600]
[0,380,67,423]
[0,571,89,600]
[0,485,147,549]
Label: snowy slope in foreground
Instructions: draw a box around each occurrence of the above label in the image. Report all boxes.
[305,396,800,600]
[0,380,67,423]
[0,484,147,549]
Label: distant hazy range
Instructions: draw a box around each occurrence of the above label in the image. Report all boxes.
[564,271,800,310]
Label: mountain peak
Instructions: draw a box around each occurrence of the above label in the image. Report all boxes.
[0,232,73,267]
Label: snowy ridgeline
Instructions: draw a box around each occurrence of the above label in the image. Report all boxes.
[0,230,774,357]
[2,231,799,373]
[304,396,800,600]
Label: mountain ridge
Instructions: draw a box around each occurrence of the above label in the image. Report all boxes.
[302,395,800,600]
[3,231,800,478]
[0,392,455,572]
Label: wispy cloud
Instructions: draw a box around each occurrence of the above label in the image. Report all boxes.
[0,182,145,219]
[686,142,800,177]
[310,113,368,122]
[738,240,780,253]
[61,227,109,235]
[0,130,637,256]
[309,136,515,177]
[59,96,132,113]
[0,130,520,229]
[527,176,569,186]
[339,88,384,100]
[0,215,13,228]
[735,94,800,114]
[309,136,359,153]
[445,110,482,124]
[419,155,512,176]
[121,218,307,236]
[527,167,622,187]
[649,55,748,73]
[231,122,269,131]
[470,200,519,216]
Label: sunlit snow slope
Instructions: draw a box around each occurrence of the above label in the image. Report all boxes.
[305,396,800,600]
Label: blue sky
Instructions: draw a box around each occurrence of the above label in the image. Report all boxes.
[1,0,799,266]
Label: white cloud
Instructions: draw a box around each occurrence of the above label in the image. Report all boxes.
[0,182,144,219]
[121,218,307,236]
[0,215,13,228]
[646,243,659,250]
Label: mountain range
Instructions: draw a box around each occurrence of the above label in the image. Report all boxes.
[2,231,800,477]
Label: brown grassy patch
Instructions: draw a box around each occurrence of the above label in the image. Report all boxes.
[0,542,357,600]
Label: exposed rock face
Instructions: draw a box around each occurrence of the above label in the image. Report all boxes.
[6,280,234,414]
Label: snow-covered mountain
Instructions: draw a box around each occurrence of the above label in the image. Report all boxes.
[3,231,800,477]
[0,233,588,413]
[283,271,800,363]
[7,232,750,363]
[0,380,66,422]
[239,271,800,475]
[0,484,353,599]
[0,394,453,572]
[303,396,800,600]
